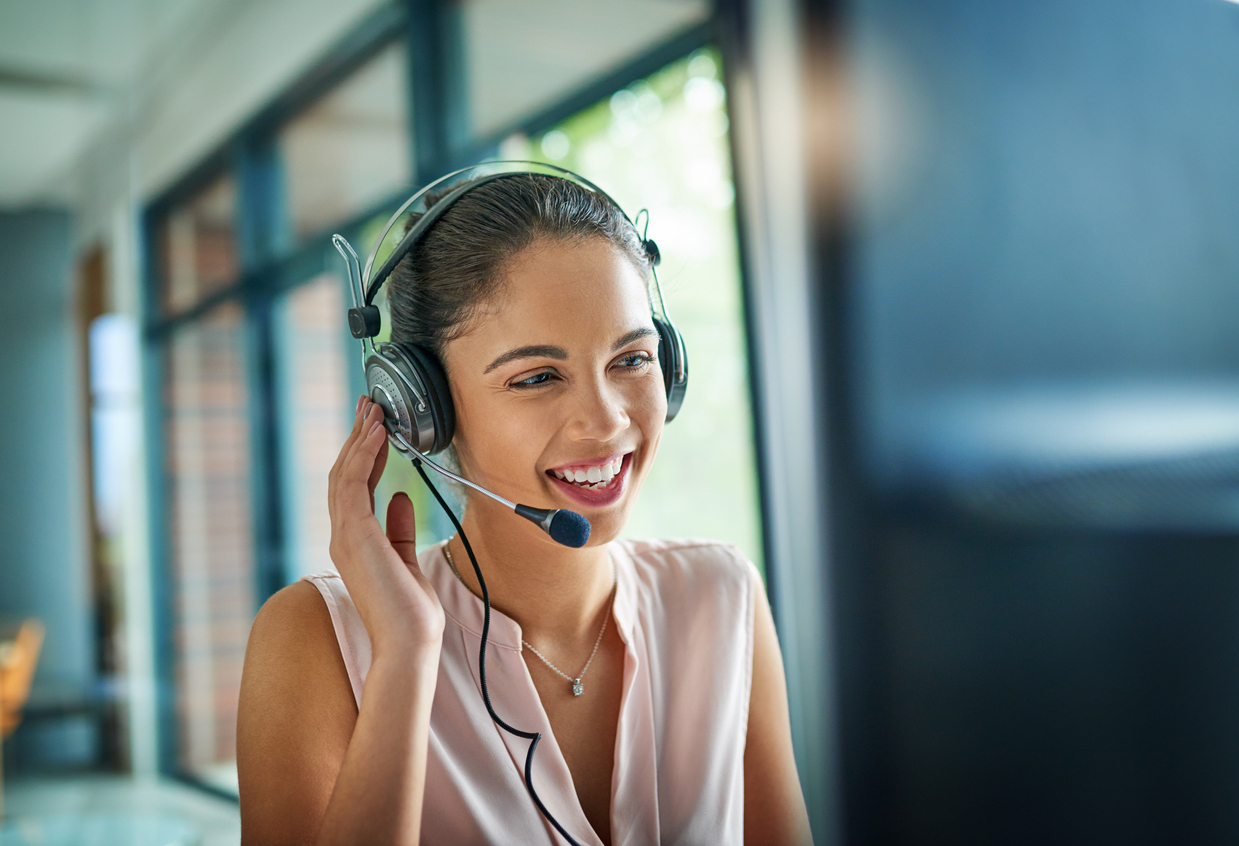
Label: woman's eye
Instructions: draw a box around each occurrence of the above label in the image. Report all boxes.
[511,371,555,389]
[617,353,656,371]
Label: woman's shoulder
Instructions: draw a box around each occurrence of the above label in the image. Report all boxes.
[244,576,369,709]
[243,580,354,707]
[250,580,336,647]
[245,581,349,681]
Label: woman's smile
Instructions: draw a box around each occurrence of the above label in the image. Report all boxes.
[545,452,634,508]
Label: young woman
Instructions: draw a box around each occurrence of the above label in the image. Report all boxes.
[236,170,812,845]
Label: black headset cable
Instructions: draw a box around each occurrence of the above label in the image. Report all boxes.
[410,458,584,846]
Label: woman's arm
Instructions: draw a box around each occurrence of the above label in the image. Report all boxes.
[237,582,355,845]
[237,398,445,845]
[744,588,815,845]
[237,582,441,846]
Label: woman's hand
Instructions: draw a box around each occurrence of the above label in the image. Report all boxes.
[327,396,445,659]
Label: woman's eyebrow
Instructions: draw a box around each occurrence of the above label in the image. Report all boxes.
[484,328,658,374]
[612,326,658,350]
[485,345,566,374]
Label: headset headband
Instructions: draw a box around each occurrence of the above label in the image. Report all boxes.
[342,161,670,345]
[331,159,689,452]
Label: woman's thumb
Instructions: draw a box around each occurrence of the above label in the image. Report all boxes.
[386,492,418,564]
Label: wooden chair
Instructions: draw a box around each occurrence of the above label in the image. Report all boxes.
[0,618,44,818]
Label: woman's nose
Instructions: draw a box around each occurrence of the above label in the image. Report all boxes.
[565,379,629,442]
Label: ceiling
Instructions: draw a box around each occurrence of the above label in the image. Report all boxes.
[0,0,708,211]
[0,0,232,208]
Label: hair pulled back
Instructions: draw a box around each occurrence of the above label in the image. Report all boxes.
[388,173,651,358]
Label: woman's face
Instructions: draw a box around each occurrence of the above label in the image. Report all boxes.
[442,236,666,546]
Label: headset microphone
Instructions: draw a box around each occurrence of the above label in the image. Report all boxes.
[384,426,590,548]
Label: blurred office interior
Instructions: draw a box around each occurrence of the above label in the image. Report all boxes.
[3,0,1239,843]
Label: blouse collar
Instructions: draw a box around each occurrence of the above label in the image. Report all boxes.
[426,539,637,651]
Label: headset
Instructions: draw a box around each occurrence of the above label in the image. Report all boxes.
[331,161,688,843]
[333,161,687,547]
[342,161,684,437]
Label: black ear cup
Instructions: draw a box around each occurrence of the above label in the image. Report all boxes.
[653,315,688,423]
[643,237,661,267]
[397,344,455,452]
[365,342,455,454]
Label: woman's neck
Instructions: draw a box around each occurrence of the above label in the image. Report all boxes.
[449,496,616,646]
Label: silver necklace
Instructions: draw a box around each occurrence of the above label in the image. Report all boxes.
[443,542,616,697]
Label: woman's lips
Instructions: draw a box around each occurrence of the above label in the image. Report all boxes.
[545,453,632,508]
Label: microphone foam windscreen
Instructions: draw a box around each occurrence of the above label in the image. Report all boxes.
[548,510,591,548]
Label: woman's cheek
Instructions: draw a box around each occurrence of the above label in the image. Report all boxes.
[636,377,668,429]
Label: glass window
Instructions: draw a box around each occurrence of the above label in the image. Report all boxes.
[156,174,240,314]
[90,314,141,541]
[163,303,253,792]
[464,0,709,139]
[280,41,413,242]
[274,273,352,580]
[501,48,763,568]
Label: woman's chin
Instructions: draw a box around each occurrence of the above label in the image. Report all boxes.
[581,509,633,547]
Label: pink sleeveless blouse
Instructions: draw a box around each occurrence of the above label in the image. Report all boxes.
[302,537,760,845]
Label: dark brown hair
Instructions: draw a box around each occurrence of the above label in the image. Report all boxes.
[387,173,651,358]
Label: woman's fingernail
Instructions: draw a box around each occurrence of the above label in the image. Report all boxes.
[368,420,383,438]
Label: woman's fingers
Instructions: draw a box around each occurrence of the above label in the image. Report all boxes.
[366,409,390,512]
[326,398,445,654]
[386,492,418,566]
[328,396,366,482]
[356,399,391,512]
[332,400,390,522]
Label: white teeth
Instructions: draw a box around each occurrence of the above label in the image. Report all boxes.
[552,457,626,488]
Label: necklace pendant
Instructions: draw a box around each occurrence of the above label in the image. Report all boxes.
[572,680,584,696]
